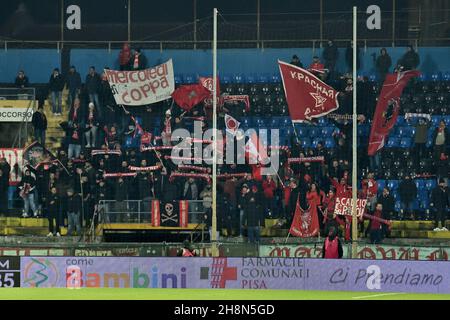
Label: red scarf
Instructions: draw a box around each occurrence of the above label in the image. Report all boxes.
[133,54,139,69]
[164,117,172,134]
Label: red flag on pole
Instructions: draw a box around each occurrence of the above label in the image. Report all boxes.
[278,60,339,122]
[368,70,420,156]
[224,114,240,135]
[199,76,220,95]
[171,84,211,111]
[289,199,320,237]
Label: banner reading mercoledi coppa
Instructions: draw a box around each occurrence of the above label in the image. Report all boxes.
[20,257,450,294]
[104,59,174,106]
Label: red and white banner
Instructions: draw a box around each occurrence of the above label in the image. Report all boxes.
[278,60,339,122]
[172,84,211,111]
[151,200,161,227]
[0,148,23,185]
[289,199,320,238]
[199,76,220,95]
[334,197,368,217]
[368,70,420,156]
[104,59,175,106]
[178,165,209,173]
[103,172,137,178]
[179,200,189,228]
[287,156,325,164]
[91,149,122,156]
[128,165,161,172]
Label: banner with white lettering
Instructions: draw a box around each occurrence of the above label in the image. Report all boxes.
[334,197,367,217]
[104,59,175,106]
[278,60,339,122]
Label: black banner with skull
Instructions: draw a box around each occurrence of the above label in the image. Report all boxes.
[151,200,189,228]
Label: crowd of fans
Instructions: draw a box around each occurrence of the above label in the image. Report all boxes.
[1,42,449,242]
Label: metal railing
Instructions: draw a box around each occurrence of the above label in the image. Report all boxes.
[2,38,450,52]
[98,199,206,224]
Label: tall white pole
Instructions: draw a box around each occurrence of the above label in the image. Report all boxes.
[211,8,218,257]
[351,6,358,259]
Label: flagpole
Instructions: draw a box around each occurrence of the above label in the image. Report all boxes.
[211,8,219,257]
[351,6,359,259]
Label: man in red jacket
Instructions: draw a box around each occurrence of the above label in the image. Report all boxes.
[368,203,384,244]
[361,172,378,212]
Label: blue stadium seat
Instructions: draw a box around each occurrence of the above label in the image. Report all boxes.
[443,116,450,126]
[232,74,245,83]
[280,117,291,127]
[386,180,399,191]
[397,127,415,137]
[377,180,386,191]
[268,117,280,128]
[431,116,442,127]
[411,199,419,210]
[183,74,197,84]
[395,201,402,212]
[400,138,412,148]
[443,72,450,81]
[271,73,281,83]
[301,138,311,148]
[296,126,309,136]
[317,117,329,126]
[415,179,425,190]
[309,127,320,137]
[174,74,182,85]
[311,139,320,148]
[431,72,441,81]
[240,117,252,128]
[396,117,406,126]
[386,138,399,148]
[325,138,335,148]
[321,127,334,136]
[257,74,270,83]
[393,192,400,201]
[245,74,256,84]
[418,73,428,81]
[425,179,437,190]
[220,74,232,84]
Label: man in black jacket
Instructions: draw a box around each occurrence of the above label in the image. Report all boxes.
[49,68,65,115]
[431,179,450,231]
[244,185,263,243]
[46,186,61,237]
[66,66,81,108]
[31,106,47,146]
[14,70,29,88]
[374,48,392,83]
[66,188,82,236]
[398,45,420,71]
[322,40,339,79]
[85,66,102,118]
[398,175,417,220]
[379,187,395,238]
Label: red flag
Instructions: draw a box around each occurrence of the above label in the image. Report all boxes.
[172,84,211,111]
[368,70,420,156]
[224,114,240,135]
[289,200,320,237]
[245,132,268,181]
[278,60,339,122]
[199,76,220,95]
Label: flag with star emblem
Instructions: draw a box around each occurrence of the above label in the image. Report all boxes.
[278,60,339,122]
[368,70,420,156]
[171,84,211,111]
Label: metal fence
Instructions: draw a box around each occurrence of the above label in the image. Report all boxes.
[98,199,207,224]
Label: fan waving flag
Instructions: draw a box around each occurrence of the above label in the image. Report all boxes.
[278,60,339,122]
[245,132,268,181]
[171,84,211,111]
[368,70,420,156]
[289,199,320,237]
[224,114,240,136]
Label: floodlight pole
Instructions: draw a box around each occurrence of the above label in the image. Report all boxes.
[211,8,219,257]
[351,6,359,259]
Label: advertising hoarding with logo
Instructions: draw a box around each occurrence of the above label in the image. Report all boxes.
[20,257,450,293]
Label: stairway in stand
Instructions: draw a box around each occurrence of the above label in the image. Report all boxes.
[26,89,70,154]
